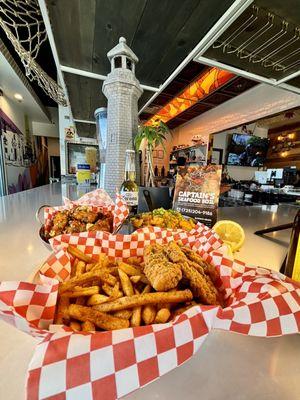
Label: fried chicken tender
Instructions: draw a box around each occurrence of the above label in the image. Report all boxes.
[181,262,218,305]
[181,246,219,282]
[144,244,182,291]
[163,242,219,305]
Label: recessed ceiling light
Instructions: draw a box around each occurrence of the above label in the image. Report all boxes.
[14,93,23,101]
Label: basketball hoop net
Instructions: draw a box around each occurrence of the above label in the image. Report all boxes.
[0,0,67,106]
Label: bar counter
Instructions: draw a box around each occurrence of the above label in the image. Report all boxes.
[0,183,299,400]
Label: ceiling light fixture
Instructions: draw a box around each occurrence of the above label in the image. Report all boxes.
[14,93,23,101]
[145,67,234,126]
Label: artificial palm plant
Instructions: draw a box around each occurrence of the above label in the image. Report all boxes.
[134,121,171,187]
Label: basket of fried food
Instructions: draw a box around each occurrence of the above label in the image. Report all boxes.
[131,208,196,232]
[37,189,129,249]
[54,241,221,331]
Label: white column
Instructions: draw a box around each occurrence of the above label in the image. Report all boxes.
[58,105,74,176]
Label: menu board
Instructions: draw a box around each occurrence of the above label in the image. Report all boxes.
[173,165,222,228]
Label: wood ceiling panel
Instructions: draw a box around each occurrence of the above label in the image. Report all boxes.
[167,118,189,129]
[201,92,234,106]
[92,0,147,75]
[64,73,106,120]
[46,0,96,71]
[131,0,201,84]
[220,77,257,96]
[75,122,96,138]
[145,0,235,87]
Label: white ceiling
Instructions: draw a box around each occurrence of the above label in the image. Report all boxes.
[0,51,50,123]
[171,83,300,137]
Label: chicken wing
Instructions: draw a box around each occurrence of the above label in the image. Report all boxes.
[71,206,98,223]
[49,211,69,237]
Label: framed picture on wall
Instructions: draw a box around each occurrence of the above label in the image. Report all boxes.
[211,148,223,165]
[158,150,164,159]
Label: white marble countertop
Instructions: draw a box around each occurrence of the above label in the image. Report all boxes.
[0,183,299,400]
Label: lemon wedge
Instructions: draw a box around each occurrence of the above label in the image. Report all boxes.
[213,220,245,252]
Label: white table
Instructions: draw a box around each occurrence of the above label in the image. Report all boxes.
[0,183,299,400]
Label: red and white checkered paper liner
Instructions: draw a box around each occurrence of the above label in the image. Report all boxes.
[44,189,129,232]
[0,228,299,399]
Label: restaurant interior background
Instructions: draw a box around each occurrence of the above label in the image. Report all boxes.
[0,0,300,206]
[1,2,300,400]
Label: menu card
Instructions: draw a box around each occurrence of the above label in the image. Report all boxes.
[173,165,222,228]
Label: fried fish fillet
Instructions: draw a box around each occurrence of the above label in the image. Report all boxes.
[144,244,182,291]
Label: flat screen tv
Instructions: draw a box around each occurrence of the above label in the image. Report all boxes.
[226,134,269,167]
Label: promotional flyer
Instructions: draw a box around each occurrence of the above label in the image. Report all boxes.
[173,165,222,228]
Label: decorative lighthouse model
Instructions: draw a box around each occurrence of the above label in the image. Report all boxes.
[102,37,143,198]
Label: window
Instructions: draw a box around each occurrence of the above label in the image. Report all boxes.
[114,56,122,68]
[126,58,132,70]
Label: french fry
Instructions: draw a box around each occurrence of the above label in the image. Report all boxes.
[130,275,141,284]
[76,260,86,276]
[93,289,193,313]
[59,269,116,294]
[102,283,114,296]
[118,269,134,296]
[67,245,94,263]
[54,296,70,324]
[111,282,123,299]
[99,253,110,268]
[81,320,96,332]
[108,266,119,276]
[70,321,81,331]
[126,257,143,266]
[62,285,99,298]
[86,263,97,272]
[131,306,142,327]
[117,261,140,276]
[130,288,141,327]
[142,305,156,325]
[87,294,109,306]
[102,283,122,298]
[70,258,78,278]
[154,308,171,324]
[113,310,132,320]
[172,301,197,318]
[75,296,86,306]
[69,304,129,330]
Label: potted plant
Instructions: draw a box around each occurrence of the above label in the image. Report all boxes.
[134,121,172,211]
[134,121,171,186]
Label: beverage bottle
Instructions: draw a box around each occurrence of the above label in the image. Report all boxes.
[120,149,139,214]
[284,210,300,281]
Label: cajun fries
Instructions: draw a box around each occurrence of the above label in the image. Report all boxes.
[54,243,220,332]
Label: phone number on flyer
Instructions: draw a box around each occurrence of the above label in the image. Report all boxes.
[176,207,213,216]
